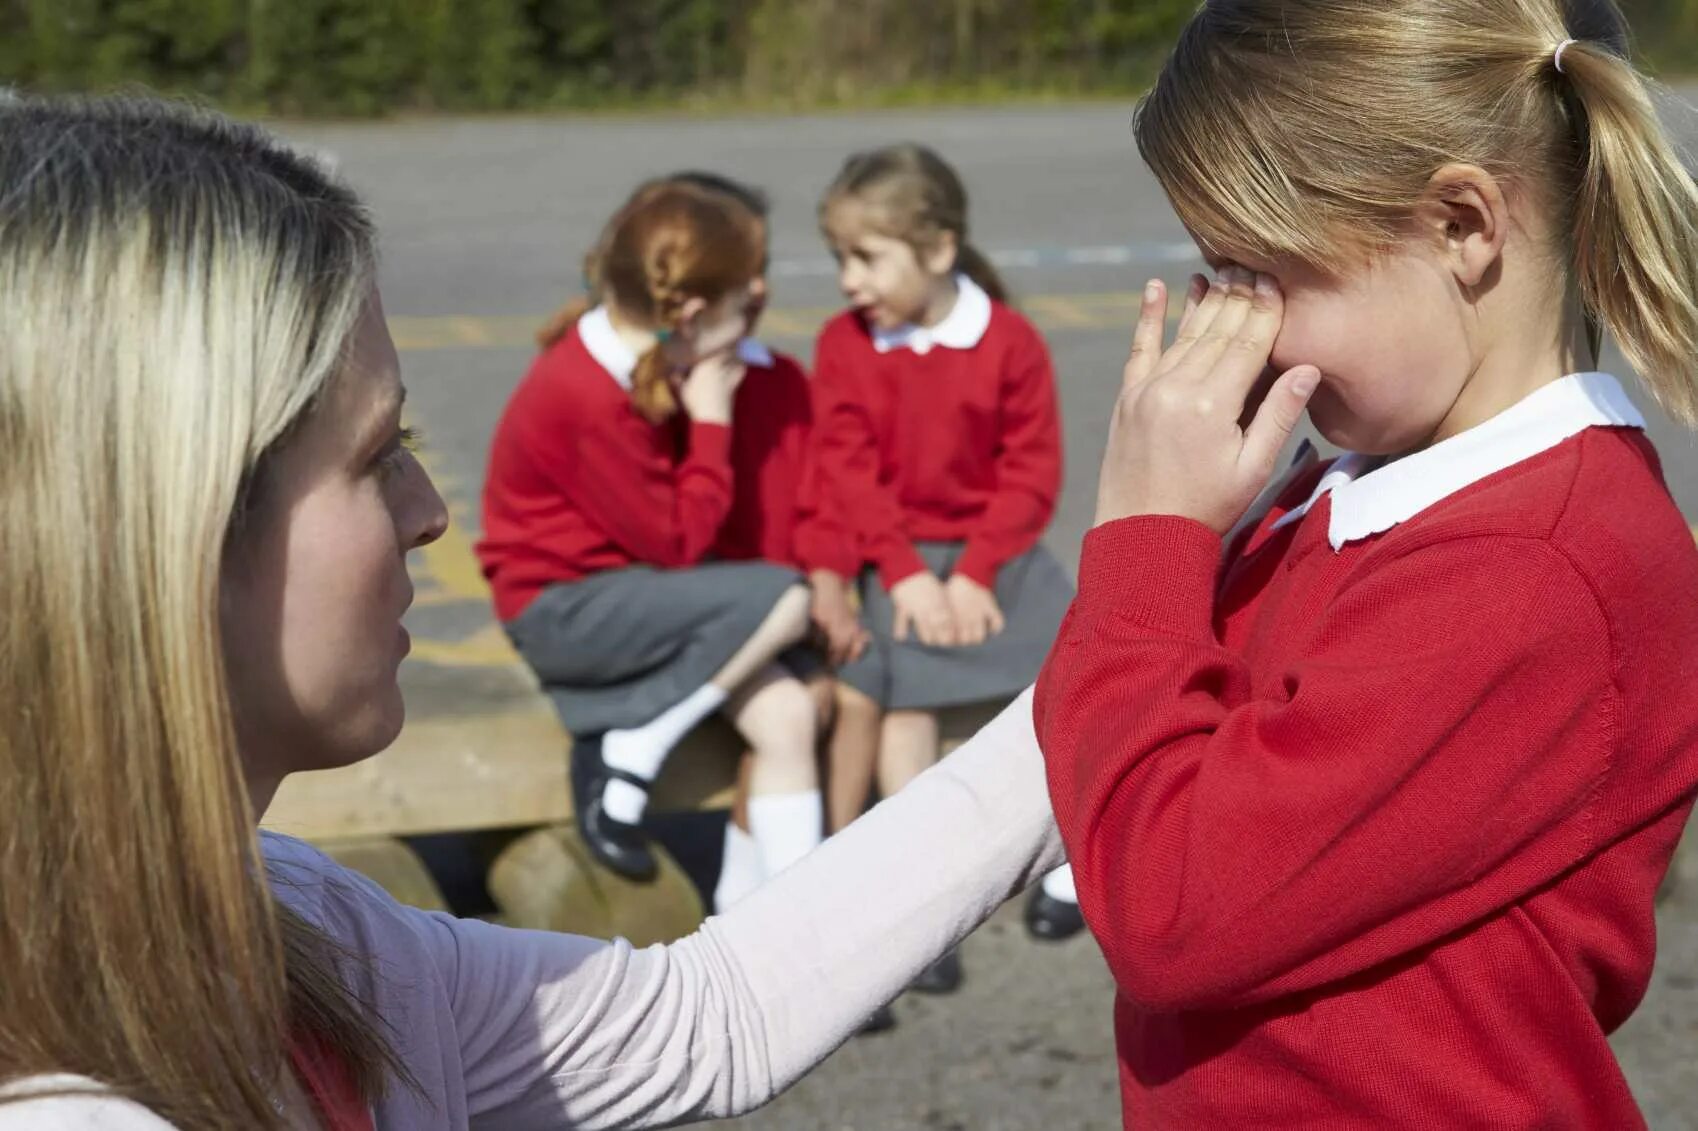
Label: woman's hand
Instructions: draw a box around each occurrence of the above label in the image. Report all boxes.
[679,352,748,425]
[890,571,958,647]
[944,574,1004,647]
[809,570,870,666]
[1095,266,1320,533]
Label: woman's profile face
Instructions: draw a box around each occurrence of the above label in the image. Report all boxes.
[222,288,448,803]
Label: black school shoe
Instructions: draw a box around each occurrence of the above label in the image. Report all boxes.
[910,947,964,994]
[858,1003,898,1036]
[1024,887,1086,942]
[569,734,658,881]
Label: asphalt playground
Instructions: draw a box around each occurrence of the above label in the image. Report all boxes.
[271,94,1698,1129]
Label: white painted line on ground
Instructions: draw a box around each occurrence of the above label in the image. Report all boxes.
[769,241,1198,277]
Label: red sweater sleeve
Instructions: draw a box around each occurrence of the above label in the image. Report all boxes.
[809,332,927,587]
[954,327,1063,588]
[793,448,861,578]
[559,415,736,569]
[1032,517,1617,1014]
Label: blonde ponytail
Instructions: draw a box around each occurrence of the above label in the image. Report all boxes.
[1133,0,1698,425]
[1556,38,1698,422]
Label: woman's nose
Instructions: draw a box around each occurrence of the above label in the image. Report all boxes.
[407,460,450,550]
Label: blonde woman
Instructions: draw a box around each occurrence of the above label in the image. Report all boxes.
[0,95,1061,1130]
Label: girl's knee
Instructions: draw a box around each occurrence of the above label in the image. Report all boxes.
[805,673,837,730]
[745,675,818,750]
[770,583,812,645]
[885,707,934,728]
[835,681,881,721]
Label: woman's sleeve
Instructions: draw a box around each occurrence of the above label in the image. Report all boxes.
[0,1092,180,1129]
[332,691,1061,1128]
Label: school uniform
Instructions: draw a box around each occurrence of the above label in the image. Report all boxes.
[477,308,806,735]
[803,274,1073,711]
[1034,373,1698,1128]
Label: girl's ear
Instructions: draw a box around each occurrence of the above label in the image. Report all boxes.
[1418,163,1508,290]
[924,229,960,277]
[675,295,708,334]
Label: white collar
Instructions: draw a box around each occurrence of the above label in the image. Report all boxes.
[1274,372,1644,550]
[577,305,637,389]
[871,273,993,356]
[577,305,775,388]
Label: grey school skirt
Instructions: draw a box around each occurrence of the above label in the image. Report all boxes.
[505,561,803,736]
[837,542,1074,712]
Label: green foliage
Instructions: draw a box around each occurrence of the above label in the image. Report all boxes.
[0,0,1692,116]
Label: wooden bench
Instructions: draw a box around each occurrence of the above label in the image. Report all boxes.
[263,641,1008,943]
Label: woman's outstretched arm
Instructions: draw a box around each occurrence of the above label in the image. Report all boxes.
[272,688,1063,1129]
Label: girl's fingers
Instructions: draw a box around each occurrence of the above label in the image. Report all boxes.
[941,615,961,647]
[1204,266,1258,347]
[1179,273,1208,328]
[1240,365,1321,482]
[1176,267,1256,382]
[1214,272,1287,394]
[1180,269,1280,398]
[1164,270,1231,368]
[988,604,1007,636]
[1121,279,1169,391]
[893,607,913,643]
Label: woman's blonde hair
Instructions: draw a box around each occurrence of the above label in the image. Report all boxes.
[1136,0,1698,421]
[0,95,405,1128]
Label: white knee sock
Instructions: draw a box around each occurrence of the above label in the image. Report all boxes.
[599,684,728,823]
[713,821,766,913]
[600,779,650,826]
[1041,863,1077,904]
[747,789,824,876]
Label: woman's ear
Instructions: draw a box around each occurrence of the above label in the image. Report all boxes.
[924,229,960,277]
[1418,163,1508,289]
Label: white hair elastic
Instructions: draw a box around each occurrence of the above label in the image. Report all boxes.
[1553,38,1578,75]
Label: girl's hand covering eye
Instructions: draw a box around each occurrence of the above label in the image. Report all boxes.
[1093,266,1321,534]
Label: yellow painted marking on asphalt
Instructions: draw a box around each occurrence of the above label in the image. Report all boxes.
[399,443,525,667]
[389,291,1148,353]
[450,317,494,346]
[416,500,492,603]
[390,315,539,351]
[1023,294,1095,328]
[408,622,524,669]
[748,306,830,337]
[412,585,478,610]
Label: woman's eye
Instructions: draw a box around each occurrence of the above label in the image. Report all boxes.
[376,426,422,478]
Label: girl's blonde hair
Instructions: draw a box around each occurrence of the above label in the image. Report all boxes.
[1136,0,1698,421]
[0,95,406,1128]
[822,143,1010,303]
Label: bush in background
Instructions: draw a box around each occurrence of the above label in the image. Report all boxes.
[0,0,1691,117]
